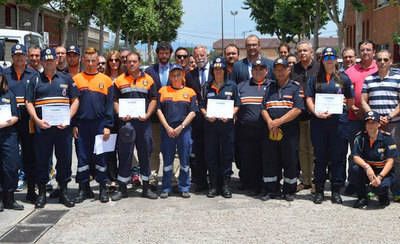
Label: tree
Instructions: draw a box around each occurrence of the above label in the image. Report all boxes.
[243,0,328,44]
[19,0,49,32]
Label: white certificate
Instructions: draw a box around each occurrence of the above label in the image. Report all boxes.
[119,98,146,118]
[93,133,117,155]
[206,99,234,119]
[0,104,12,123]
[41,105,70,126]
[315,93,344,114]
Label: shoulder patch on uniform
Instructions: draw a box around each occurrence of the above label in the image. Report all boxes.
[143,80,148,86]
[183,93,189,99]
[389,144,397,150]
[1,98,10,103]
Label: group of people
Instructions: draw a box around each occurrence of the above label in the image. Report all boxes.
[0,35,399,212]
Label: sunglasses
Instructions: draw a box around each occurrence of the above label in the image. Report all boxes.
[377,58,390,62]
[343,56,354,59]
[109,58,120,62]
[288,61,296,65]
[176,55,188,59]
[98,62,106,65]
[323,55,337,61]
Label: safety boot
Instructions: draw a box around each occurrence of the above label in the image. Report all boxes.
[4,192,24,210]
[99,184,109,203]
[111,183,128,201]
[74,182,94,203]
[313,185,324,204]
[207,176,218,198]
[25,182,38,203]
[221,177,232,198]
[142,181,158,199]
[59,183,75,208]
[35,184,47,209]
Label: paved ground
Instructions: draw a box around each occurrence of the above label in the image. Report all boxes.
[1,155,400,243]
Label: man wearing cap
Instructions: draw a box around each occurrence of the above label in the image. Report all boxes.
[352,111,397,208]
[261,58,304,201]
[112,51,158,200]
[28,46,43,73]
[361,49,400,201]
[290,40,319,192]
[73,47,114,203]
[158,64,197,198]
[231,34,273,84]
[200,57,240,198]
[145,41,174,189]
[26,48,79,208]
[236,58,269,195]
[2,44,40,204]
[66,45,81,77]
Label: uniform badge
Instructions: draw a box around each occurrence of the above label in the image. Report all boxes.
[389,144,397,150]
[99,82,104,89]
[377,148,385,153]
[143,80,148,86]
[183,93,189,99]
[62,88,67,96]
[207,92,215,97]
[224,91,232,96]
[1,98,10,103]
[16,44,21,49]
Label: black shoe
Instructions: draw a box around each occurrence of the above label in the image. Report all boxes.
[49,189,61,199]
[313,192,324,204]
[141,181,158,200]
[378,195,390,207]
[4,192,24,210]
[261,193,272,201]
[207,188,217,198]
[99,184,109,203]
[35,184,47,209]
[181,192,191,198]
[74,182,94,203]
[160,192,169,199]
[59,185,75,208]
[284,194,295,202]
[111,184,128,201]
[353,198,368,208]
[26,183,38,203]
[221,178,232,198]
[331,192,343,204]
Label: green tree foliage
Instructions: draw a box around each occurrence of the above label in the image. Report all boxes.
[243,0,329,43]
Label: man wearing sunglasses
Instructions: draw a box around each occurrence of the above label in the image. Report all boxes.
[175,47,190,72]
[361,49,400,203]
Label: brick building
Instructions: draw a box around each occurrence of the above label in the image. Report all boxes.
[343,0,400,62]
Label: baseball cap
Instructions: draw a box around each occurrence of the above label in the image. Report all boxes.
[273,58,289,68]
[364,111,380,122]
[67,45,80,55]
[11,44,26,55]
[252,58,267,69]
[170,64,183,72]
[41,48,56,60]
[212,57,226,69]
[322,47,337,61]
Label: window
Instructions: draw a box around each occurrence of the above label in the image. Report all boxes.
[5,5,11,27]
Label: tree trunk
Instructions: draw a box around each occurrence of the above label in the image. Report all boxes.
[337,23,345,51]
[355,10,363,55]
[313,1,321,52]
[147,38,153,64]
[32,6,40,32]
[83,23,89,54]
[61,10,71,47]
[113,19,121,50]
[99,21,104,55]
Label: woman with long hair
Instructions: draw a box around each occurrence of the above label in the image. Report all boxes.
[305,47,355,204]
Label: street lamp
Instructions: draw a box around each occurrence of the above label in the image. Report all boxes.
[242,29,254,39]
[230,10,238,44]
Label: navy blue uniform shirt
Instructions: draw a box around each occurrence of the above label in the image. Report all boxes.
[200,79,240,110]
[0,90,18,134]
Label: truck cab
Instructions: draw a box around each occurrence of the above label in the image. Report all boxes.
[0,29,45,69]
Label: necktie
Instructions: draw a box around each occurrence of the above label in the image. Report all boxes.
[201,67,206,85]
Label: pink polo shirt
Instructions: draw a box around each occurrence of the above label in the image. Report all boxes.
[345,61,378,120]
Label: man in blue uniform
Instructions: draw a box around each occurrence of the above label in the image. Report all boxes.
[26,48,79,208]
[352,111,398,208]
[3,44,39,204]
[261,58,304,201]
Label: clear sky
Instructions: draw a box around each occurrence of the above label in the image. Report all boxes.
[174,0,342,49]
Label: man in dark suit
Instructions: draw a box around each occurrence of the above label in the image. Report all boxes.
[145,42,174,189]
[232,34,274,84]
[185,45,212,192]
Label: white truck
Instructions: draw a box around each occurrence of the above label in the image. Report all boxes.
[0,29,45,69]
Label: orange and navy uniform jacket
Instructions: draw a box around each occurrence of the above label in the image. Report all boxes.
[262,79,304,128]
[199,79,240,110]
[26,71,78,122]
[158,86,198,126]
[73,72,114,128]
[0,90,18,134]
[3,65,39,118]
[113,71,157,112]
[352,130,398,173]
[236,78,269,127]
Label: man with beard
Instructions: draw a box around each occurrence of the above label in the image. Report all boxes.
[224,43,239,80]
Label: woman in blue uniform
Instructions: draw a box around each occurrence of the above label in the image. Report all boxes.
[305,47,355,204]
[0,70,24,211]
[200,57,240,198]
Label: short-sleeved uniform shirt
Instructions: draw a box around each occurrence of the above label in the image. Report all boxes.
[200,79,240,111]
[262,79,304,129]
[113,71,157,114]
[352,130,398,172]
[73,72,114,128]
[158,86,198,126]
[306,72,354,121]
[26,71,79,120]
